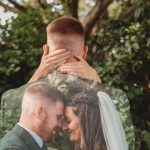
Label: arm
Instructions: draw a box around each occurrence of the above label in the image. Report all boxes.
[58,55,101,83]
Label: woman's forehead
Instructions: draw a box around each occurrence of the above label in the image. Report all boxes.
[65,106,75,115]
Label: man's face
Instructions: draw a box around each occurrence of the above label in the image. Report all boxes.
[47,33,85,62]
[40,101,64,141]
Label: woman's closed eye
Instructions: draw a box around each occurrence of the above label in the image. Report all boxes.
[65,117,71,124]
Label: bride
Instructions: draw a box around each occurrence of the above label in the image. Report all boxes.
[64,90,128,150]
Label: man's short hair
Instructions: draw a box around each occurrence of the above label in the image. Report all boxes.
[24,82,64,103]
[46,17,84,38]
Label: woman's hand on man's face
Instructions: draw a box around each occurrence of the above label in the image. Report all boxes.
[28,44,71,83]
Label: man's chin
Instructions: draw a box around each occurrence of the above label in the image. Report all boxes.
[43,134,54,142]
[50,133,57,141]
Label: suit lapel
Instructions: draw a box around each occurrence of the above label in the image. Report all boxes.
[12,124,41,150]
[41,144,47,150]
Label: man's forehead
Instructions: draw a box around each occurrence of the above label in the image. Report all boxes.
[55,101,64,113]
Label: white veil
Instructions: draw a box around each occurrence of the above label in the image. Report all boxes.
[97,91,128,150]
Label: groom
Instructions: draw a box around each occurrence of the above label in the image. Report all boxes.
[27,17,134,149]
[0,82,64,150]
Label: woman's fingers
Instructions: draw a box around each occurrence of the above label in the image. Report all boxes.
[49,49,69,57]
[47,51,70,63]
[46,50,71,62]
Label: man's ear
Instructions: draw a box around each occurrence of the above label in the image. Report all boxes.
[43,44,49,56]
[82,45,88,59]
[35,105,46,120]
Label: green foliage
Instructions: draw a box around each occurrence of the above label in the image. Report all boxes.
[0,1,150,149]
[0,8,59,95]
[88,4,150,150]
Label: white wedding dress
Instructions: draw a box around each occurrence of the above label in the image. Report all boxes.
[97,91,128,150]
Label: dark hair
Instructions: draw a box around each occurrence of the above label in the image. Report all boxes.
[66,90,107,150]
[46,17,85,40]
[25,82,64,103]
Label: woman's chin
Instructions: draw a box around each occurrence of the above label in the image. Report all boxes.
[69,136,75,142]
[69,135,79,143]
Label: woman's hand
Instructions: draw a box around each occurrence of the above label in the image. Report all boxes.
[58,55,101,83]
[28,44,71,83]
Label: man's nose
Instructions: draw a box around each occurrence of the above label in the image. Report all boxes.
[62,122,68,131]
[57,120,62,128]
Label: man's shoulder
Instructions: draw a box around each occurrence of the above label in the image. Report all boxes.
[0,126,37,150]
[0,145,24,150]
[0,142,24,150]
[0,130,26,149]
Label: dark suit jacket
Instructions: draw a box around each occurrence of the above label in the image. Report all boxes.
[0,124,45,150]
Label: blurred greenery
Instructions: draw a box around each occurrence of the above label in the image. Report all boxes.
[0,0,150,150]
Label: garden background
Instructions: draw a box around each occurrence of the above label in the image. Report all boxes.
[0,0,150,149]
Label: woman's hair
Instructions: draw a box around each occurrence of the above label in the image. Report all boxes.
[66,90,107,150]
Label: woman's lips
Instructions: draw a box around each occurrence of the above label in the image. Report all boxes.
[68,131,72,134]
